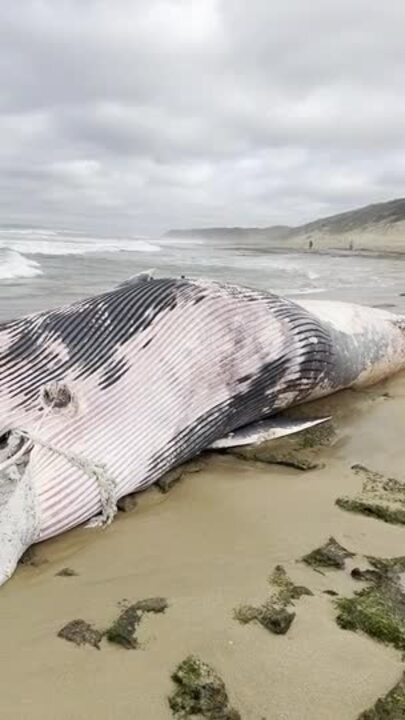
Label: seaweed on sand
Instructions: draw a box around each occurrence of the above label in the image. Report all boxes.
[357,672,405,719]
[234,565,312,636]
[336,464,405,526]
[106,597,168,648]
[58,619,102,649]
[335,556,405,652]
[225,419,336,471]
[169,655,241,719]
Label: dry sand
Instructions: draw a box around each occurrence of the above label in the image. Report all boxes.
[1,373,405,719]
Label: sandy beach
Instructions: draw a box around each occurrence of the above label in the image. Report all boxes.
[1,369,404,719]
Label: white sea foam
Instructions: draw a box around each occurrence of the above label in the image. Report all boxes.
[0,250,42,280]
[0,229,160,256]
[160,235,206,247]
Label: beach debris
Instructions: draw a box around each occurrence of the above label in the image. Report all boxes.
[168,655,241,719]
[117,492,138,512]
[234,565,312,636]
[55,567,78,577]
[57,619,102,649]
[156,459,204,494]
[106,597,168,649]
[357,671,405,719]
[336,464,405,526]
[335,555,405,652]
[301,537,355,570]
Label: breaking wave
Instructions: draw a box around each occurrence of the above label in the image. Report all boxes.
[0,228,160,256]
[0,249,42,280]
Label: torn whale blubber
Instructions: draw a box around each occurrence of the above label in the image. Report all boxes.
[1,274,405,585]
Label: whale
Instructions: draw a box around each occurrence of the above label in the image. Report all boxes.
[0,275,404,585]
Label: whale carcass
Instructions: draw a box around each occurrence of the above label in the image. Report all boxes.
[0,275,404,585]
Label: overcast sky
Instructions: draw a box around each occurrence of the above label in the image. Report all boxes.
[1,0,404,235]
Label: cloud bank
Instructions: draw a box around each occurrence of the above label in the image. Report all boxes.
[1,0,404,234]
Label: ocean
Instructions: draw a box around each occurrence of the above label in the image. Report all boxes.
[0,226,404,320]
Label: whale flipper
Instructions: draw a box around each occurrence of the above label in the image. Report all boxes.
[209,416,331,449]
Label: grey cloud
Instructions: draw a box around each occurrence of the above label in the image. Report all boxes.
[0,0,404,234]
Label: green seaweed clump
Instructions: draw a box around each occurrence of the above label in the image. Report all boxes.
[352,556,405,584]
[234,565,311,636]
[297,420,336,449]
[367,556,405,575]
[132,597,168,613]
[358,672,405,719]
[226,417,335,470]
[106,597,168,649]
[269,564,313,603]
[336,463,405,527]
[256,603,295,634]
[106,605,142,648]
[229,445,319,470]
[336,498,405,526]
[351,464,405,498]
[58,619,102,649]
[234,602,295,635]
[351,568,381,583]
[336,583,405,652]
[234,604,261,625]
[169,655,241,719]
[301,537,354,569]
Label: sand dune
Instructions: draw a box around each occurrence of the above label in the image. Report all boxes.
[166,197,405,255]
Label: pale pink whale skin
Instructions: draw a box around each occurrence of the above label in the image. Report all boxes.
[0,278,404,585]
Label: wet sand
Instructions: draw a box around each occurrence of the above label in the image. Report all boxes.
[1,373,405,719]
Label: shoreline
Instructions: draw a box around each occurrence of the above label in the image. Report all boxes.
[255,246,405,259]
[161,239,405,261]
